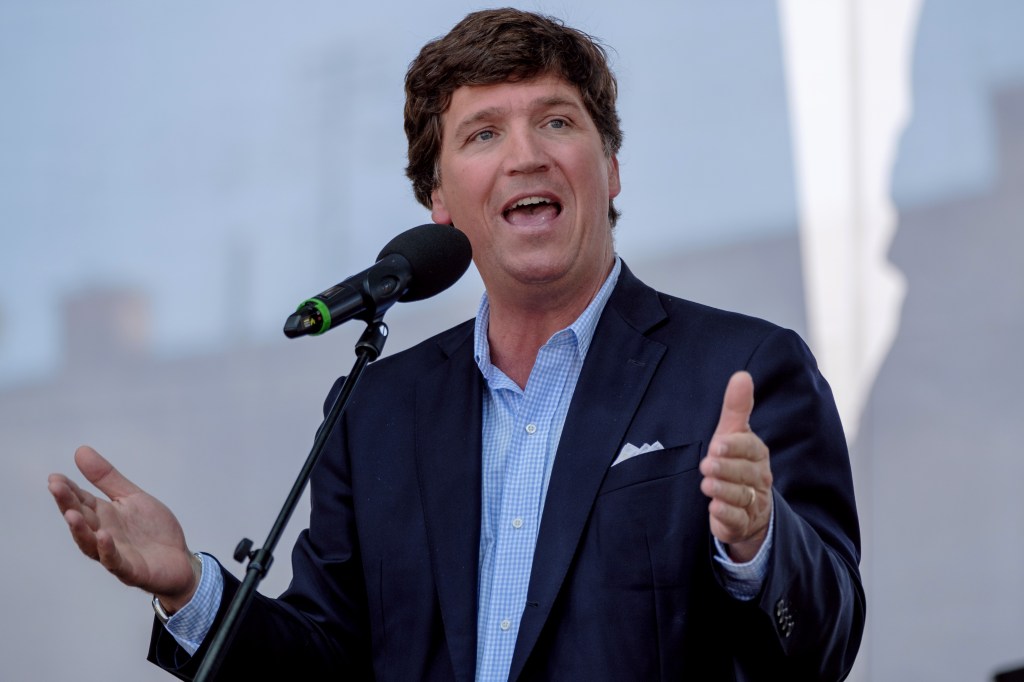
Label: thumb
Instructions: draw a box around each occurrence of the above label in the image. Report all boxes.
[74,445,142,500]
[713,371,755,437]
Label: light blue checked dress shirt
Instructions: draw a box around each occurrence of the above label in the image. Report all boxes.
[472,258,621,680]
[166,256,772,677]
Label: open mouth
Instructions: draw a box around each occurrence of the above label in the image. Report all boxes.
[502,196,563,226]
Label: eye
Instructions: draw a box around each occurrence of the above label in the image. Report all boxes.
[547,118,569,130]
[473,129,495,142]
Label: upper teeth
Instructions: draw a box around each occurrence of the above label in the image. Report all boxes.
[511,196,551,209]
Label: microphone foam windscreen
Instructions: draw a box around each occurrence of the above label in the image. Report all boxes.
[377,224,473,302]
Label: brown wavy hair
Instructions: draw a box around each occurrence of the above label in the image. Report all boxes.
[404,8,623,225]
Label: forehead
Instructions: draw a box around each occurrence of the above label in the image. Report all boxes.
[442,74,587,132]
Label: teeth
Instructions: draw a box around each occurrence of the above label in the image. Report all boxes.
[510,196,551,210]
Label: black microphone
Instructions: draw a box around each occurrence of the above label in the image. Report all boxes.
[283,224,472,338]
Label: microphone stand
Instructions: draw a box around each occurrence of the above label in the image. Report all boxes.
[194,317,390,682]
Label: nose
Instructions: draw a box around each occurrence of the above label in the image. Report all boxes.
[503,126,549,175]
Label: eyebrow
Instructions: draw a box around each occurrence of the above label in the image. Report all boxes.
[449,95,585,141]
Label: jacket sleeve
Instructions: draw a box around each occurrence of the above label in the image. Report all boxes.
[721,326,866,681]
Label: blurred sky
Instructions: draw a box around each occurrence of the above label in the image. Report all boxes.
[2,0,799,387]
[0,0,1021,389]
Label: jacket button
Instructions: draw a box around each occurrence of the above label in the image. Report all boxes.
[775,599,794,637]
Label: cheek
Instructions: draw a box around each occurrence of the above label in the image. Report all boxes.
[448,176,490,219]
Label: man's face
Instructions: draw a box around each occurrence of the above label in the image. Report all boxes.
[430,73,621,301]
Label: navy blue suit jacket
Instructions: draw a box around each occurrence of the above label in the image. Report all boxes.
[150,262,864,680]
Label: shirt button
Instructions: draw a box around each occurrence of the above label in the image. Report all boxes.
[512,517,524,529]
[525,423,537,434]
[500,619,511,631]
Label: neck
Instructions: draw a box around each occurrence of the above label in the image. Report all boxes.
[485,258,613,388]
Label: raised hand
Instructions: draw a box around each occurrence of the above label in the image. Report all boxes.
[48,446,200,612]
[698,371,773,563]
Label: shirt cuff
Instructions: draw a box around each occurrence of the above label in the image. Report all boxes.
[163,552,224,656]
[712,504,775,601]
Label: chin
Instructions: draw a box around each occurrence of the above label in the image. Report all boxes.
[508,259,574,286]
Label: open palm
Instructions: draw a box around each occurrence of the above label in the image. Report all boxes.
[48,446,198,605]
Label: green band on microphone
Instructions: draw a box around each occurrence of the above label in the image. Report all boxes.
[299,298,332,335]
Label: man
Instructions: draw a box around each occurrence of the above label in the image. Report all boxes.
[49,8,864,680]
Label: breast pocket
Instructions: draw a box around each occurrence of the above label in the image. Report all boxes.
[598,441,703,495]
[585,441,709,590]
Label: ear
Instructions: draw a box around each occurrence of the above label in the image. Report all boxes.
[607,154,621,200]
[431,187,453,225]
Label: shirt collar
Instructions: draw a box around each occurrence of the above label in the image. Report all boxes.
[473,257,622,381]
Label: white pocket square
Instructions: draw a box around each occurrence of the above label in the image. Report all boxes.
[612,440,664,466]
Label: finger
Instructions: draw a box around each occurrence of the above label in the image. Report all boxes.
[707,498,752,541]
[713,371,755,438]
[95,530,131,580]
[709,496,750,524]
[75,446,142,500]
[64,475,101,512]
[49,475,104,532]
[48,474,81,515]
[699,453,758,485]
[707,431,770,463]
[700,476,757,509]
[63,508,101,561]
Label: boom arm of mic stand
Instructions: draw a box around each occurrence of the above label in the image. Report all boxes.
[194,318,390,682]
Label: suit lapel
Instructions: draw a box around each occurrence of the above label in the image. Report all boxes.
[414,323,482,682]
[508,265,669,680]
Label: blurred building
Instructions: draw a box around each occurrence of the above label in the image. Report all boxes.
[855,82,1024,681]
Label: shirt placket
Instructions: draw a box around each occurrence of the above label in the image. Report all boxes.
[479,340,573,675]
